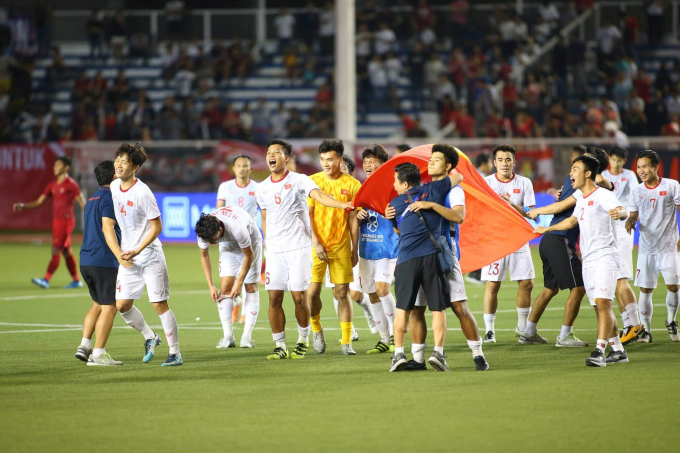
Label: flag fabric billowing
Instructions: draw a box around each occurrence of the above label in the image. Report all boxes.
[352,144,539,273]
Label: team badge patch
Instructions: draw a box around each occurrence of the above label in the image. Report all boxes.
[513,189,521,194]
[127,201,134,207]
[588,201,594,206]
[660,191,667,196]
[284,184,292,189]
[249,191,255,195]
[341,189,349,195]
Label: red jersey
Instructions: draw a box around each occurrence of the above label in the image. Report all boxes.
[42,176,81,221]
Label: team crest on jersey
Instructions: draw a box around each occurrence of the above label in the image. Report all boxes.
[127,201,134,207]
[622,178,627,181]
[249,191,255,195]
[588,201,594,206]
[341,189,349,195]
[284,184,292,189]
[513,189,521,193]
[660,191,667,196]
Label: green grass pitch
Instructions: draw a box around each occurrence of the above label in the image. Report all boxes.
[0,242,678,453]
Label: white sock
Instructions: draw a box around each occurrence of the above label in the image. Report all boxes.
[620,309,630,328]
[93,348,105,356]
[379,293,396,335]
[273,331,286,349]
[609,335,624,352]
[666,291,679,324]
[359,293,372,322]
[242,291,259,342]
[369,302,390,343]
[524,320,537,336]
[120,306,155,340]
[483,313,496,333]
[411,342,426,363]
[516,307,530,331]
[160,309,180,355]
[639,292,653,331]
[625,302,641,326]
[434,345,444,354]
[395,346,404,354]
[333,298,339,317]
[559,325,573,339]
[217,297,234,339]
[297,324,310,344]
[467,337,484,358]
[81,337,91,348]
[596,338,607,352]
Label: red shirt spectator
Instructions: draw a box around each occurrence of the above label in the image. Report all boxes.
[502,80,518,113]
[316,85,332,103]
[415,0,433,31]
[634,75,652,102]
[623,15,639,47]
[455,109,475,138]
[401,113,417,134]
[448,49,467,87]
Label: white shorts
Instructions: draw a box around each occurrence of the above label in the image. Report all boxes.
[218,239,263,284]
[481,250,535,282]
[615,227,634,281]
[265,247,312,292]
[116,247,170,303]
[325,264,362,292]
[359,257,397,293]
[634,252,680,289]
[583,257,619,306]
[415,256,467,306]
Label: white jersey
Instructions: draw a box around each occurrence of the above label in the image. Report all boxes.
[484,173,535,252]
[602,169,639,212]
[572,187,624,264]
[628,178,680,254]
[217,179,259,219]
[197,206,260,252]
[256,171,319,253]
[111,178,162,253]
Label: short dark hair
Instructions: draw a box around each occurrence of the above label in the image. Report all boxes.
[318,138,344,156]
[232,154,252,165]
[342,155,355,175]
[116,143,148,168]
[56,156,72,167]
[571,145,587,156]
[267,138,294,157]
[609,146,628,161]
[573,155,600,180]
[431,144,459,173]
[395,163,421,187]
[585,146,609,175]
[195,213,222,241]
[396,143,411,153]
[362,143,389,163]
[492,144,516,159]
[636,149,660,167]
[95,160,115,186]
[475,153,491,168]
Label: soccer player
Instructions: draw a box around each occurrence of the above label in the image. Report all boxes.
[195,207,262,349]
[625,149,680,343]
[602,146,645,344]
[75,160,123,366]
[481,144,535,343]
[13,156,86,289]
[107,144,182,367]
[307,139,361,355]
[216,154,259,324]
[257,139,352,360]
[534,155,630,366]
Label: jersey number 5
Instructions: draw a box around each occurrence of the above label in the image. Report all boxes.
[274,193,282,204]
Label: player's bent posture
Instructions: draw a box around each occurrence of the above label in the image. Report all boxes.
[75,160,123,366]
[107,144,182,367]
[195,207,262,349]
[535,155,629,366]
[257,139,352,360]
[481,144,535,343]
[625,150,680,343]
[307,139,361,355]
[13,156,86,289]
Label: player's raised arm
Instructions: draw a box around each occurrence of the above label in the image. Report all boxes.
[308,188,352,210]
[13,194,48,212]
[595,174,614,191]
[527,197,576,220]
[408,201,465,224]
[447,171,463,188]
[533,216,578,235]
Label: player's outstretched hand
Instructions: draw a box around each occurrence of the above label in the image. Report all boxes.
[555,186,563,200]
[356,209,368,220]
[526,209,539,220]
[625,220,635,234]
[341,202,354,211]
[227,280,243,299]
[608,208,621,220]
[408,201,433,212]
[315,243,329,262]
[12,203,24,212]
[384,204,396,219]
[533,226,548,235]
[117,256,133,268]
[210,285,219,303]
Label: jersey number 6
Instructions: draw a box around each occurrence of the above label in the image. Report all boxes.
[274,193,282,204]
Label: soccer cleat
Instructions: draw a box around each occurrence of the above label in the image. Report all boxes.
[216,336,236,349]
[87,353,123,366]
[75,345,92,362]
[341,344,356,355]
[290,342,308,359]
[404,359,427,371]
[239,338,254,348]
[389,335,395,352]
[31,277,49,289]
[518,332,548,345]
[161,353,183,367]
[313,331,326,354]
[142,333,162,363]
[483,331,496,343]
[64,280,84,289]
[366,341,391,354]
[514,326,524,337]
[666,321,680,342]
[585,349,607,367]
[555,332,589,348]
[367,314,378,335]
[637,330,653,343]
[428,351,450,372]
[474,355,490,371]
[389,352,408,372]
[266,347,290,360]
[605,350,629,364]
[620,324,645,345]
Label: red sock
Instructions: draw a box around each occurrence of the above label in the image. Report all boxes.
[64,252,79,281]
[44,255,61,281]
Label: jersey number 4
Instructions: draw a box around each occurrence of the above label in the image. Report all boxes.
[120,205,127,216]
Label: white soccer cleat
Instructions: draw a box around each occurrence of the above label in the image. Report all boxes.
[216,337,236,349]
[514,326,524,337]
[313,331,326,354]
[87,353,123,366]
[239,338,255,348]
[667,321,680,342]
[366,313,378,335]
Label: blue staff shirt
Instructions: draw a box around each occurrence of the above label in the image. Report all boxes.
[80,186,121,268]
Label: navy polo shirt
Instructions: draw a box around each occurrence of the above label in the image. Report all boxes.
[80,186,121,268]
[546,174,580,247]
[390,177,452,265]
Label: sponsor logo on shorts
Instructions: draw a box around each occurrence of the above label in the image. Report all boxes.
[383,273,390,277]
[154,290,162,295]
[454,289,463,293]
[599,287,608,292]
[127,200,134,207]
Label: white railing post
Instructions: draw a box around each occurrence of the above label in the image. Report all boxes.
[150,11,158,42]
[203,11,211,47]
[257,0,266,45]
